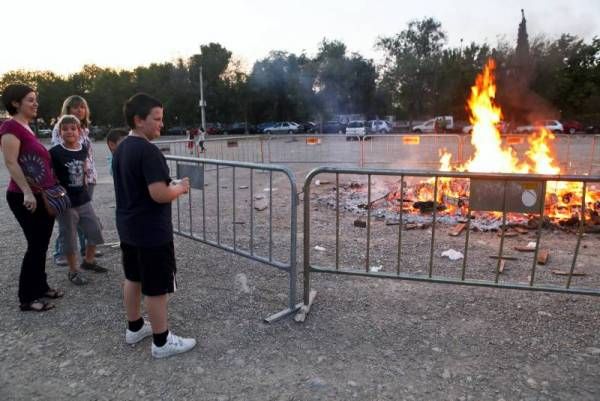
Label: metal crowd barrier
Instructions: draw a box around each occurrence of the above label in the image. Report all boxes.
[302,166,600,318]
[164,155,301,323]
[363,134,464,168]
[459,133,600,175]
[590,135,600,175]
[265,134,361,165]
[156,133,600,176]
[154,136,266,163]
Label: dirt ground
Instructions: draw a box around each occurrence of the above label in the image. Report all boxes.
[0,137,599,401]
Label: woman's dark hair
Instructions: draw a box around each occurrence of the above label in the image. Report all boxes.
[2,84,35,116]
[123,93,162,129]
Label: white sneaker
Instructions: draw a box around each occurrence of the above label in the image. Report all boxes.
[125,321,153,344]
[151,332,196,359]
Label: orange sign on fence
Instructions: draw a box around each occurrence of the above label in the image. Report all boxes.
[505,136,524,145]
[402,136,421,145]
[306,137,321,145]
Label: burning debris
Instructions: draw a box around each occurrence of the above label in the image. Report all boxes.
[316,177,600,233]
[315,58,600,234]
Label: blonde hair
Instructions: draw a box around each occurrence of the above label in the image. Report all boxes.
[58,114,81,130]
[60,95,90,128]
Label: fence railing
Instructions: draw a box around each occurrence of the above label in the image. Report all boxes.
[302,166,600,316]
[155,133,600,175]
[154,137,600,322]
[164,155,301,323]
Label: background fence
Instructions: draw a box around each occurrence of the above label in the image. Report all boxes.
[155,133,600,175]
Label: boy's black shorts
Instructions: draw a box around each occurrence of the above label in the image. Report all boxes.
[121,241,177,296]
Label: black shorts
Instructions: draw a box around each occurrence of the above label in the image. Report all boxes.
[121,241,177,296]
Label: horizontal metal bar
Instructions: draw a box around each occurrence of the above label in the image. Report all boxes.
[164,154,297,176]
[173,230,291,272]
[308,265,600,296]
[304,166,600,183]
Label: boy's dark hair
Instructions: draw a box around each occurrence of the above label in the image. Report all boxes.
[123,93,162,129]
[106,128,128,144]
[2,84,35,115]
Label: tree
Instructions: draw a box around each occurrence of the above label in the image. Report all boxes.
[248,51,312,122]
[377,18,447,120]
[313,39,377,117]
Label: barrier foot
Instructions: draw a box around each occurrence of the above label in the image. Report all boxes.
[294,290,317,323]
[263,303,303,324]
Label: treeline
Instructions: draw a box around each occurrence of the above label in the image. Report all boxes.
[1,17,599,127]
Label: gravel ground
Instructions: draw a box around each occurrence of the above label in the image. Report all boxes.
[0,138,598,401]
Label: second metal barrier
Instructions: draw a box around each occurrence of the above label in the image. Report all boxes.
[164,155,301,323]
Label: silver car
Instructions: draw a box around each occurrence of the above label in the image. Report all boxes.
[263,122,300,134]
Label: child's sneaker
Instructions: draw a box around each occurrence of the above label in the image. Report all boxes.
[68,271,88,285]
[81,261,108,273]
[151,332,196,359]
[125,321,153,344]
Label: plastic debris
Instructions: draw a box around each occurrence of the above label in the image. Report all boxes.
[314,246,326,251]
[441,249,464,261]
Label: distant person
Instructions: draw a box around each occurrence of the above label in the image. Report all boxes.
[187,128,196,154]
[195,126,206,154]
[113,93,196,358]
[50,115,106,285]
[106,128,128,176]
[0,84,63,312]
[51,95,100,266]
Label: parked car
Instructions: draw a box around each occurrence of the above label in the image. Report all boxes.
[166,126,188,136]
[391,120,411,132]
[224,122,255,135]
[37,128,52,138]
[516,120,563,134]
[412,116,454,133]
[585,124,600,134]
[561,120,584,135]
[263,121,300,134]
[256,122,275,133]
[367,120,392,134]
[206,122,224,135]
[319,121,346,134]
[345,120,367,140]
[296,121,317,133]
[462,121,508,135]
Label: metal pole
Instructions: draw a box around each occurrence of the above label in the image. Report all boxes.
[199,65,206,132]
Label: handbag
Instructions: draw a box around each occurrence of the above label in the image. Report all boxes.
[26,178,71,217]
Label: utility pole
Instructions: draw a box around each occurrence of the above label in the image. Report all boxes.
[199,65,206,132]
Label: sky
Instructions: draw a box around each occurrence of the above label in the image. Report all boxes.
[1,0,598,76]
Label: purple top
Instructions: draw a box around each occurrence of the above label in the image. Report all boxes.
[0,119,57,193]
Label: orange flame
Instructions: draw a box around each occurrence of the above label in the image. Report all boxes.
[443,58,563,176]
[430,58,600,221]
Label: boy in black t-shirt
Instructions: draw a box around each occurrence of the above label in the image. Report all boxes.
[50,115,106,286]
[113,93,196,358]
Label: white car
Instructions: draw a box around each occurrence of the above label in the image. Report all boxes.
[367,120,391,134]
[412,116,454,133]
[263,121,300,134]
[345,120,367,141]
[516,120,563,134]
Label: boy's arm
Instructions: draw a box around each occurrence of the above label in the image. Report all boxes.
[148,178,189,204]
